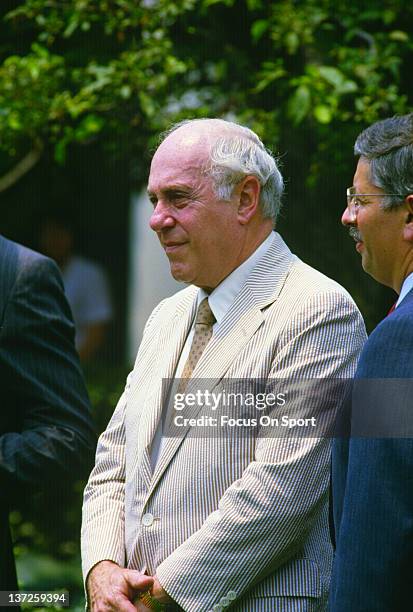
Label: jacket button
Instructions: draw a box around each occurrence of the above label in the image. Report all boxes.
[220,597,230,606]
[141,513,154,526]
[227,591,237,601]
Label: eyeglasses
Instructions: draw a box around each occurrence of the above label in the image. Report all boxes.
[346,186,406,219]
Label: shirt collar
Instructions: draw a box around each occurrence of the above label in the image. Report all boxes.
[197,231,275,324]
[396,271,413,308]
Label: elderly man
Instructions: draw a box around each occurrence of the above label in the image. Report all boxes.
[82,118,365,612]
[330,114,413,611]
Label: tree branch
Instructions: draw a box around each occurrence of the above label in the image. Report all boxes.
[0,141,44,193]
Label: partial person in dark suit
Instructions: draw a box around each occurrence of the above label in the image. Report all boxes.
[0,234,96,593]
[330,114,413,611]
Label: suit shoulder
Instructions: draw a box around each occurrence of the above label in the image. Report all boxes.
[0,235,57,274]
[0,236,59,306]
[358,309,413,377]
[283,257,361,318]
[291,258,355,300]
[370,300,413,344]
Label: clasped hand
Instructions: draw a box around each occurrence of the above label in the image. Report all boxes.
[87,560,154,611]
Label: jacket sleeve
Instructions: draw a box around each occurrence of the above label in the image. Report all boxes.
[81,298,167,580]
[0,254,96,493]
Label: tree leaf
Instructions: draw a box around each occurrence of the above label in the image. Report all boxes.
[288,85,311,124]
[389,30,409,41]
[251,19,269,42]
[314,104,332,123]
[318,66,344,89]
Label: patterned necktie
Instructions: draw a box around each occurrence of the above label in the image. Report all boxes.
[164,298,215,433]
[178,297,216,391]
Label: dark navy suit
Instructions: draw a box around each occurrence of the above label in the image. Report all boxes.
[0,235,96,592]
[330,288,413,611]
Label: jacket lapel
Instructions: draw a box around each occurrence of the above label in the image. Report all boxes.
[136,288,198,486]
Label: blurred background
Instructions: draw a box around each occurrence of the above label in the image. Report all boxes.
[0,0,412,608]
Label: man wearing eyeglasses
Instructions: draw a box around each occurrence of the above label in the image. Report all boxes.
[329,114,413,611]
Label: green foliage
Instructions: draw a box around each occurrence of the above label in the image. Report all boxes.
[1,0,412,170]
[250,0,412,128]
[0,44,65,155]
[4,0,409,593]
[1,0,196,162]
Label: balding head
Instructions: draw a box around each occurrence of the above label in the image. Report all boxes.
[147,117,275,290]
[158,118,284,225]
[159,118,262,149]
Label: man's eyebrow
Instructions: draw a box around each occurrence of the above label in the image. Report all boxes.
[147,186,191,197]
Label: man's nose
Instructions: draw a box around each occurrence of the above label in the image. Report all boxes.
[149,201,175,232]
[341,206,355,227]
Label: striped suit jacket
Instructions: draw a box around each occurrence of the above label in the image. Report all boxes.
[82,232,366,611]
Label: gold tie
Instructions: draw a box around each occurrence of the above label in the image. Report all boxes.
[179,297,216,390]
[166,299,215,432]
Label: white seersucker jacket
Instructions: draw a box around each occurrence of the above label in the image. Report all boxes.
[81,232,366,612]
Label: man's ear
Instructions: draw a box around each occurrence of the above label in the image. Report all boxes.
[236,175,261,225]
[403,195,413,243]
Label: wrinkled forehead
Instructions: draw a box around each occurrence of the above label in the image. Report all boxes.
[149,128,212,178]
[148,131,214,191]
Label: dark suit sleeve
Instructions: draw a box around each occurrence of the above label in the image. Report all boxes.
[0,254,96,492]
[330,319,413,611]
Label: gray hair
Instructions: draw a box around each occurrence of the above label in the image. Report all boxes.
[161,118,284,224]
[354,113,413,209]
